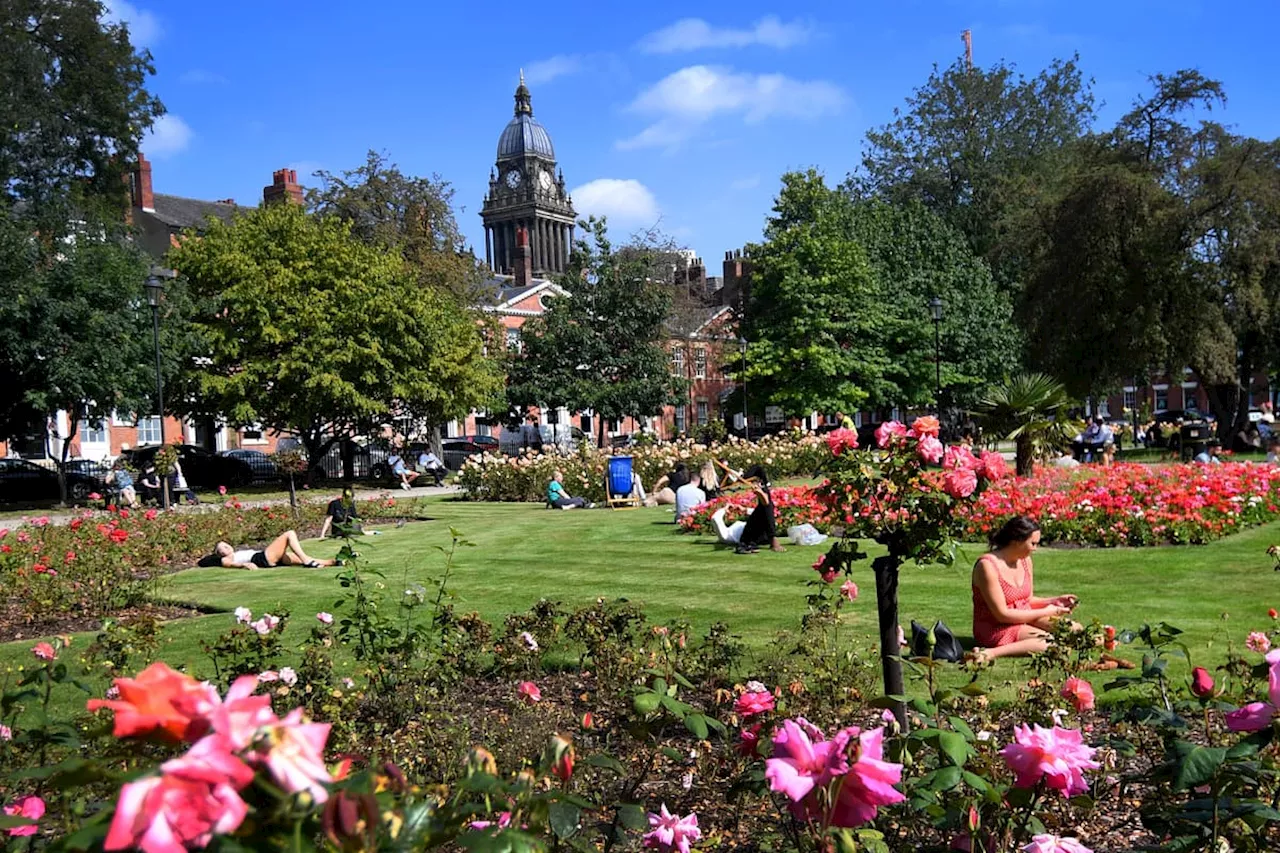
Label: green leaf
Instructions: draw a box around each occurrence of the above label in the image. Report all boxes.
[585,754,626,775]
[617,803,649,830]
[548,801,580,839]
[947,715,976,740]
[1174,746,1227,790]
[927,765,963,792]
[937,731,971,767]
[632,691,661,716]
[684,713,709,740]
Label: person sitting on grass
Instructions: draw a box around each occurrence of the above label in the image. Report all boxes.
[196,531,340,570]
[650,463,689,506]
[970,516,1081,662]
[547,470,589,509]
[320,486,365,538]
[709,483,787,554]
[675,472,706,522]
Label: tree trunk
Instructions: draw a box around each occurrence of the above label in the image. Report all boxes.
[58,412,79,507]
[872,553,907,729]
[1015,436,1034,478]
[341,438,355,482]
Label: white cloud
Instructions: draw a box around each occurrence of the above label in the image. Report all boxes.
[524,55,583,85]
[638,16,813,53]
[569,179,660,227]
[617,65,845,151]
[144,115,193,158]
[179,69,227,85]
[101,0,162,47]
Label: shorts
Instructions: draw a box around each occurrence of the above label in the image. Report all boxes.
[250,551,272,569]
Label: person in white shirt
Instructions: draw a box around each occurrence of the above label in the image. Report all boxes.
[674,473,707,522]
[417,449,446,486]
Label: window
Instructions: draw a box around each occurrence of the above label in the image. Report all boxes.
[696,400,709,426]
[82,420,108,444]
[671,346,685,377]
[137,416,162,445]
[674,406,686,434]
[111,410,130,427]
[1154,386,1169,413]
[505,327,523,353]
[1123,387,1136,412]
[1097,399,1110,418]
[242,423,265,444]
[694,347,707,379]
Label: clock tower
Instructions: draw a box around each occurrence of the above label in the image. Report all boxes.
[481,73,576,278]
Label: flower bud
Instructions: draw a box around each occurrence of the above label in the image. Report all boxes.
[1191,666,1215,699]
[545,733,575,781]
[322,791,380,852]
[465,747,497,778]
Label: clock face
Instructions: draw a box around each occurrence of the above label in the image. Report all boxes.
[538,170,554,191]
[504,169,522,189]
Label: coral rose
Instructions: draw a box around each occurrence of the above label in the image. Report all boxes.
[978,451,1007,480]
[909,416,940,438]
[1060,677,1095,712]
[88,662,221,743]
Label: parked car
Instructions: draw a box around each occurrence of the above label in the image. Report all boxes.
[442,439,495,470]
[0,458,106,503]
[219,449,279,483]
[123,444,254,490]
[459,435,500,450]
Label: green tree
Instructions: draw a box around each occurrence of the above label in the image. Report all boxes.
[740,171,889,417]
[0,0,164,221]
[168,203,502,477]
[859,54,1094,285]
[306,151,490,304]
[974,373,1079,477]
[0,220,185,502]
[505,218,684,447]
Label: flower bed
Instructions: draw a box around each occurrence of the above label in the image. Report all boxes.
[0,496,426,633]
[455,433,829,503]
[683,463,1280,547]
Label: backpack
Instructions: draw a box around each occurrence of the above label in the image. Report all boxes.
[910,620,965,663]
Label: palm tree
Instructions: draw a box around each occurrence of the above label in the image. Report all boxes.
[975,374,1081,476]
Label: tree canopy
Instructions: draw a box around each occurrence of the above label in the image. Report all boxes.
[505,218,684,444]
[168,203,502,466]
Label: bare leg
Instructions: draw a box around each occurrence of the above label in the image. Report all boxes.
[267,531,335,567]
[971,624,1051,662]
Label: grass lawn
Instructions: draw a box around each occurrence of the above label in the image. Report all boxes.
[5,496,1279,707]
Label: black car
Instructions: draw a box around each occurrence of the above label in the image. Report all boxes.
[124,444,254,490]
[0,459,106,503]
[220,449,279,483]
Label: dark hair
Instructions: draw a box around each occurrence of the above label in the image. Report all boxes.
[989,515,1041,549]
[674,462,688,475]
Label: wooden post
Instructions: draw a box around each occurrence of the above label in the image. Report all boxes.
[873,553,907,729]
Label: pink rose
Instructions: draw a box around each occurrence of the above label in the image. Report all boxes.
[104,739,253,852]
[256,710,333,803]
[738,723,762,757]
[828,726,906,827]
[518,681,541,704]
[841,580,859,602]
[1247,631,1271,654]
[943,445,978,471]
[1001,724,1099,797]
[316,612,334,625]
[1190,667,1215,699]
[765,718,848,804]
[4,795,45,837]
[978,450,1007,480]
[31,642,56,661]
[1022,835,1093,853]
[1060,677,1095,712]
[1226,648,1280,732]
[874,421,907,449]
[825,428,859,456]
[642,805,701,853]
[917,435,944,464]
[943,468,978,499]
[735,690,775,718]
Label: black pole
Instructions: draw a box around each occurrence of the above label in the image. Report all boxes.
[151,304,170,511]
[873,554,907,728]
[933,318,941,413]
[741,345,747,437]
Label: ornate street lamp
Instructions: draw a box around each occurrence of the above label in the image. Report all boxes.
[146,267,176,509]
[929,296,944,412]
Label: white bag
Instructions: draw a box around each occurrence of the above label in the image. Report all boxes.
[787,524,827,546]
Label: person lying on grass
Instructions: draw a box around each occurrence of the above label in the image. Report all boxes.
[196,531,340,570]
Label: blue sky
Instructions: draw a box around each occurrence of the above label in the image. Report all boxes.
[108,0,1280,271]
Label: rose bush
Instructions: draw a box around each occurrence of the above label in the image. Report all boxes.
[455,432,830,503]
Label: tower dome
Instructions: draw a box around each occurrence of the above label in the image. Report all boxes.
[497,72,556,159]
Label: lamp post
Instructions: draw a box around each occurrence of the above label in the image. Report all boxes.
[738,337,748,438]
[929,296,943,413]
[145,267,176,510]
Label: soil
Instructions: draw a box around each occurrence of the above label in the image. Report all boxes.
[0,602,205,643]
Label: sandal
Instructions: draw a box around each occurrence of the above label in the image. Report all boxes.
[303,560,321,568]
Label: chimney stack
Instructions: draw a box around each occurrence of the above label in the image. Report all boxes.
[514,225,533,288]
[263,168,303,205]
[128,153,155,212]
